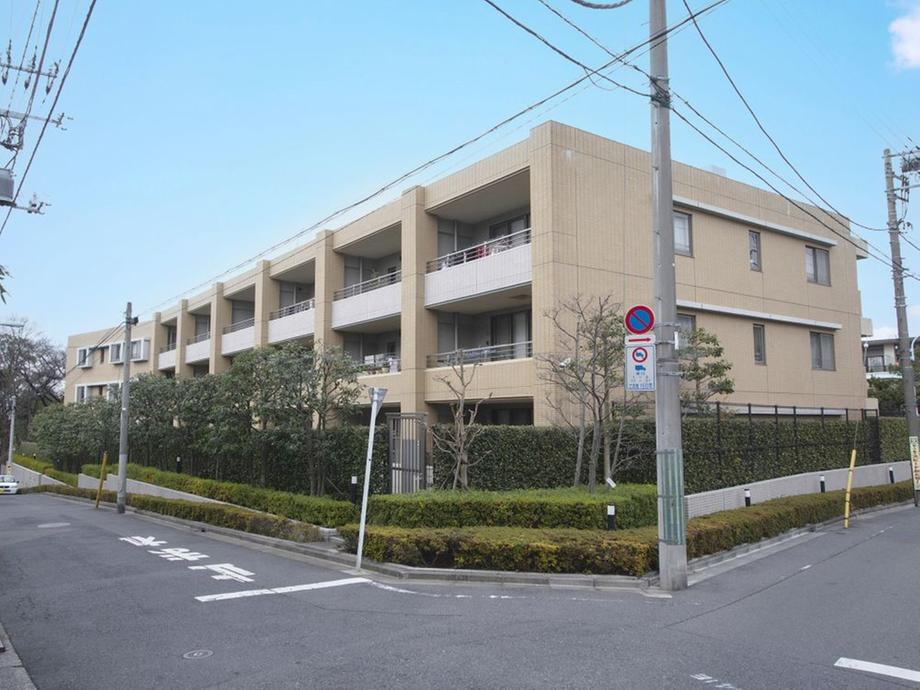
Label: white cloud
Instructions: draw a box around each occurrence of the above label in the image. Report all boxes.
[891,2,920,69]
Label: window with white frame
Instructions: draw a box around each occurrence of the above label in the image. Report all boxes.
[806,246,830,285]
[753,324,766,364]
[76,347,94,368]
[109,342,123,363]
[105,383,121,401]
[676,313,696,350]
[810,331,835,370]
[673,212,692,256]
[749,230,762,271]
[129,339,149,362]
[75,385,88,403]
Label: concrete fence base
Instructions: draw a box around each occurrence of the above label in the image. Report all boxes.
[686,461,912,518]
[76,473,222,505]
[10,463,67,488]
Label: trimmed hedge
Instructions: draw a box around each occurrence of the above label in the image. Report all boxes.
[340,482,914,576]
[367,485,658,530]
[12,453,78,486]
[22,484,322,542]
[82,462,357,528]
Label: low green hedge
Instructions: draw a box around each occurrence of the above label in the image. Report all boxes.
[367,485,658,530]
[82,462,357,527]
[341,482,914,577]
[22,484,321,542]
[13,453,78,486]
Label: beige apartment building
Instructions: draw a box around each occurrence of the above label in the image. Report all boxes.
[64,121,871,424]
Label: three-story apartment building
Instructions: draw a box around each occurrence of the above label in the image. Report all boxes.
[65,122,871,423]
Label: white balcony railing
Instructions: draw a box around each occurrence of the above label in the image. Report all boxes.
[426,229,531,273]
[223,318,255,334]
[270,298,315,320]
[187,332,210,345]
[427,341,533,368]
[160,343,177,354]
[334,271,401,301]
[357,354,401,375]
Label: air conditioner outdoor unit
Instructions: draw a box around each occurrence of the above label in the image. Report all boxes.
[0,169,13,206]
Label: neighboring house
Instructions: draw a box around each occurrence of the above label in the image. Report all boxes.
[862,336,917,380]
[65,121,872,424]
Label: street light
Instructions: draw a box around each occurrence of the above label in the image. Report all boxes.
[1,322,26,474]
[355,386,387,570]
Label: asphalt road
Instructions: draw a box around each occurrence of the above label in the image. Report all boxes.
[1,493,919,689]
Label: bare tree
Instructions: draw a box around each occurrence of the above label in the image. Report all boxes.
[539,296,647,491]
[431,353,490,490]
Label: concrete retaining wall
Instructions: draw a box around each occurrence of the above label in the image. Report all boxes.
[10,463,66,488]
[75,472,221,504]
[686,461,911,518]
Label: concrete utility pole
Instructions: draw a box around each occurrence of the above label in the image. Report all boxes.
[2,322,25,474]
[649,0,687,590]
[885,149,920,507]
[116,302,135,514]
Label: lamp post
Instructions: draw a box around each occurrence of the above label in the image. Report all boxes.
[1,322,25,474]
[355,387,387,570]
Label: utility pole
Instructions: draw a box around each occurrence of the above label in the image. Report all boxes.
[650,0,687,590]
[116,302,135,514]
[2,321,25,474]
[885,148,920,507]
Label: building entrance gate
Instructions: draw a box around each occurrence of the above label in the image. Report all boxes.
[387,413,427,494]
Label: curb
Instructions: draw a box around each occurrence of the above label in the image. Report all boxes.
[0,619,38,690]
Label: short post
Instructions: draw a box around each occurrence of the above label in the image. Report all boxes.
[176,456,182,474]
[350,475,358,505]
[844,448,858,529]
[606,504,616,531]
[95,451,109,510]
[889,466,896,484]
[744,488,752,507]
[819,475,826,493]
[355,387,387,570]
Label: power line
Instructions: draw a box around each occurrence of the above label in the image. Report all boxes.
[679,0,887,233]
[13,0,58,161]
[0,0,96,239]
[140,0,728,318]
[5,0,42,111]
[569,0,633,8]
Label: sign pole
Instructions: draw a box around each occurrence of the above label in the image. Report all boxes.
[355,387,387,570]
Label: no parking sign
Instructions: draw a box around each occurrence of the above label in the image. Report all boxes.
[625,305,656,392]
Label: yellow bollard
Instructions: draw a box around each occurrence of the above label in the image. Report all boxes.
[95,451,108,510]
[843,448,857,529]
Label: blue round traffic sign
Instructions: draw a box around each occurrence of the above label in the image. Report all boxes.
[625,305,655,335]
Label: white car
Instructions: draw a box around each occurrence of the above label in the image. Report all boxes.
[0,474,20,495]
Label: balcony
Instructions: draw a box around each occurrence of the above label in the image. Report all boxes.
[332,272,402,329]
[426,341,533,368]
[158,344,176,370]
[268,299,315,344]
[222,318,255,355]
[425,229,532,308]
[186,332,210,363]
[357,353,401,376]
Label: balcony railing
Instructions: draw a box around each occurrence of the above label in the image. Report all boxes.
[187,332,210,345]
[334,271,402,301]
[427,341,533,368]
[223,318,255,334]
[270,298,315,320]
[426,228,531,273]
[159,343,177,354]
[356,353,401,375]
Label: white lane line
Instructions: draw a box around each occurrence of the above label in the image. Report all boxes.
[37,522,70,528]
[196,577,370,602]
[835,657,920,683]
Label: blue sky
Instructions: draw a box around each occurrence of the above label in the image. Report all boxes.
[1,0,919,346]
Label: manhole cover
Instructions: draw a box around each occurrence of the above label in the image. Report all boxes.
[182,649,213,660]
[37,522,70,528]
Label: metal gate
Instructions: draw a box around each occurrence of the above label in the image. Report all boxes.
[387,413,427,494]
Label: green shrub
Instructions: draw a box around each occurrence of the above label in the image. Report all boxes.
[13,454,78,486]
[367,485,657,530]
[342,482,913,576]
[22,484,321,541]
[82,462,357,527]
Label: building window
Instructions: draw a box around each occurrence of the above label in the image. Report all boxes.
[489,213,530,239]
[76,347,93,368]
[194,314,211,338]
[676,313,696,350]
[810,332,835,370]
[749,230,762,271]
[806,246,830,285]
[753,324,766,364]
[109,343,122,364]
[673,212,692,256]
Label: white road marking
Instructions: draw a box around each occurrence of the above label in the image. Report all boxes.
[148,547,209,562]
[835,657,920,683]
[368,580,654,603]
[37,522,70,528]
[799,564,812,571]
[689,672,741,688]
[189,563,255,583]
[120,536,167,546]
[195,577,370,602]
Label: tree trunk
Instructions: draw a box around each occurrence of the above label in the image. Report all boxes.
[573,403,586,487]
[587,418,601,492]
[602,400,611,482]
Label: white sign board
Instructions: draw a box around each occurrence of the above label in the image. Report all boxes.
[910,436,920,492]
[626,342,656,392]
